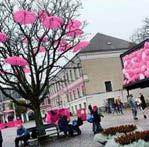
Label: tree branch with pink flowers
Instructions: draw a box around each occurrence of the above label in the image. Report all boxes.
[0,0,89,136]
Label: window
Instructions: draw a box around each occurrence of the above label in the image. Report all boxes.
[69,92,73,101]
[71,106,74,113]
[69,70,73,81]
[73,90,76,99]
[66,94,70,102]
[105,81,112,92]
[84,102,87,109]
[77,88,80,98]
[48,99,51,105]
[75,105,77,111]
[79,104,82,109]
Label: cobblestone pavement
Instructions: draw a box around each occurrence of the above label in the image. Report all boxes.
[2,108,149,147]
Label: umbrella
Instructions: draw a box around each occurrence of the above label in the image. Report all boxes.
[66,29,83,37]
[42,16,63,29]
[0,32,8,42]
[5,56,28,66]
[73,41,90,53]
[14,10,36,25]
[23,68,30,73]
[67,19,82,30]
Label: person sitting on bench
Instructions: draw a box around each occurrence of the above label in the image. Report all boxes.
[15,124,30,147]
[58,115,73,136]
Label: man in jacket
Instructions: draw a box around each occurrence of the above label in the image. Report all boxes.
[128,94,138,120]
[15,124,30,147]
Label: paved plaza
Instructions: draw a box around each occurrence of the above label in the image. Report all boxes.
[2,108,149,147]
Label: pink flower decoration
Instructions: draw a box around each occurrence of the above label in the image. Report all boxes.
[23,68,30,73]
[34,46,46,52]
[38,10,49,21]
[56,40,71,52]
[5,56,28,66]
[66,29,83,37]
[42,16,63,29]
[0,33,8,42]
[144,42,149,49]
[72,41,90,52]
[14,10,36,25]
[67,19,82,30]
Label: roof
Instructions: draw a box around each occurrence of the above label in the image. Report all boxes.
[79,33,134,53]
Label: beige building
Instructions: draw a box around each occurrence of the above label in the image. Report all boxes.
[41,33,149,114]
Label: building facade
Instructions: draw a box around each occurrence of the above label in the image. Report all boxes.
[41,33,149,114]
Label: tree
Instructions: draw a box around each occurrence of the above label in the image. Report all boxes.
[11,99,27,115]
[0,0,89,136]
[130,18,149,43]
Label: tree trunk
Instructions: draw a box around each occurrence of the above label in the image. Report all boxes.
[33,104,46,136]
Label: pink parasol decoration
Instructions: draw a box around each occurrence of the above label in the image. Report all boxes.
[67,19,82,30]
[5,56,28,66]
[55,39,71,52]
[14,10,36,25]
[72,41,90,52]
[23,68,30,73]
[38,10,49,21]
[34,46,46,52]
[0,32,8,42]
[66,29,83,37]
[144,42,149,49]
[42,16,63,29]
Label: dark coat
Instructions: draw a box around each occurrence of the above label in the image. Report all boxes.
[0,130,3,141]
[140,95,147,110]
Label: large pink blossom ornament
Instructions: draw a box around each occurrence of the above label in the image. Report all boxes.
[23,68,30,73]
[14,10,36,25]
[67,20,82,30]
[38,10,49,21]
[42,16,63,29]
[73,41,90,52]
[56,40,71,52]
[0,33,8,42]
[66,29,83,37]
[5,56,28,66]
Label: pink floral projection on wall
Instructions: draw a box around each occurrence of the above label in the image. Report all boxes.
[122,42,149,85]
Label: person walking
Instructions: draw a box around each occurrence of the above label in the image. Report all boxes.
[0,130,3,147]
[88,105,104,134]
[139,93,147,119]
[128,94,138,120]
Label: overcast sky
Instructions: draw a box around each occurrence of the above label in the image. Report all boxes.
[81,0,149,41]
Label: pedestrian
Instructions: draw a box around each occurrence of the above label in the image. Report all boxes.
[127,94,138,120]
[139,93,147,119]
[0,130,3,147]
[88,105,104,134]
[15,124,30,147]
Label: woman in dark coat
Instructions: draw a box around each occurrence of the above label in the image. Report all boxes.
[0,130,3,147]
[88,105,103,134]
[139,93,147,119]
[139,93,147,110]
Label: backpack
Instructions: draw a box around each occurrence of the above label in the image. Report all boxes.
[87,114,94,123]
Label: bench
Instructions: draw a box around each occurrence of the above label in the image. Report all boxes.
[27,123,59,139]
